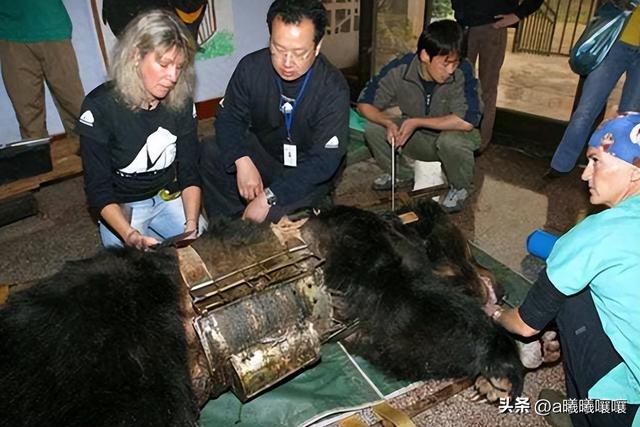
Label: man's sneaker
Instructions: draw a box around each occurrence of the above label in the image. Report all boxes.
[439,187,469,213]
[371,173,413,191]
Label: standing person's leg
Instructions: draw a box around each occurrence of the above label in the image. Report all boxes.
[550,41,630,173]
[618,43,640,113]
[40,40,85,135]
[467,24,507,151]
[555,289,639,427]
[465,26,480,67]
[0,41,47,138]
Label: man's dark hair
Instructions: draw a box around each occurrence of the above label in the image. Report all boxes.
[267,0,328,45]
[417,19,463,59]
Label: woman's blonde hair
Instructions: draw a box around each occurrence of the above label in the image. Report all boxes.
[109,9,196,111]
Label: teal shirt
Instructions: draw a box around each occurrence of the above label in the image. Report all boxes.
[0,0,72,42]
[547,195,640,409]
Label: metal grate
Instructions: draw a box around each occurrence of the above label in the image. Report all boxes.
[513,0,597,56]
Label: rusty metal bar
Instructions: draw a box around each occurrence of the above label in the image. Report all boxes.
[558,0,573,54]
[515,0,597,56]
[569,0,586,54]
[553,0,564,53]
[191,244,310,292]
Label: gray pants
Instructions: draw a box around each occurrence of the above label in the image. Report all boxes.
[364,121,480,190]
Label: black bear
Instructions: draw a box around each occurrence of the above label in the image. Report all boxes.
[0,250,199,427]
[301,200,524,398]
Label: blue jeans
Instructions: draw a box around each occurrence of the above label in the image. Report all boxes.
[99,194,207,248]
[551,41,640,172]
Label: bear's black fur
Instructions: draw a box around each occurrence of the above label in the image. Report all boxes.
[303,201,524,396]
[0,249,199,427]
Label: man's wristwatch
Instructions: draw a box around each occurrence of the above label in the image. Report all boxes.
[264,187,277,206]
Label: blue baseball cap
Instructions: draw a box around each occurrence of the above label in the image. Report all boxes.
[588,113,640,166]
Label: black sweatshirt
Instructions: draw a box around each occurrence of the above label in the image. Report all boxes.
[214,48,350,207]
[451,0,544,27]
[77,83,200,210]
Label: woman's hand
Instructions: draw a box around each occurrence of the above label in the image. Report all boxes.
[183,218,198,239]
[124,228,159,250]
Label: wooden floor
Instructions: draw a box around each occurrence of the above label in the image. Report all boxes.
[0,136,82,202]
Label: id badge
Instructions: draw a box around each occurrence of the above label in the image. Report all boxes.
[284,143,297,167]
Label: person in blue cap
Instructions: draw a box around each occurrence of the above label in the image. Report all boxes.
[487,113,640,427]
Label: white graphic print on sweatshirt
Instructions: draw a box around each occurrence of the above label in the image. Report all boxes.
[119,127,177,174]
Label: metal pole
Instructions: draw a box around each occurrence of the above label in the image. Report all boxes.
[391,137,395,212]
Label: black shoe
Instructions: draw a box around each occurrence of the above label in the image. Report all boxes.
[542,168,569,181]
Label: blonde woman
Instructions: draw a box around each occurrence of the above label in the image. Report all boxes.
[77,9,205,250]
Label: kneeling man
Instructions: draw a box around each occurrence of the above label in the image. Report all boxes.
[201,0,350,223]
[357,20,483,213]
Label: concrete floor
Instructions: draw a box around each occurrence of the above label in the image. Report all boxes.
[498,31,626,122]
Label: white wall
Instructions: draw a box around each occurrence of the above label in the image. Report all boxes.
[0,0,271,145]
[194,0,270,101]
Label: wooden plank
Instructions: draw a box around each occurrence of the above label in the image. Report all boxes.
[0,285,9,305]
[0,193,38,227]
[0,136,82,202]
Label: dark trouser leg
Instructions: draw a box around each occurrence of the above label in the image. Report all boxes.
[266,184,333,222]
[200,140,239,220]
[466,24,507,151]
[199,135,263,220]
[200,134,335,222]
[265,158,338,222]
[555,289,638,426]
[550,41,630,172]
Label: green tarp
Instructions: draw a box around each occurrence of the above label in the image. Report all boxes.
[200,343,390,427]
